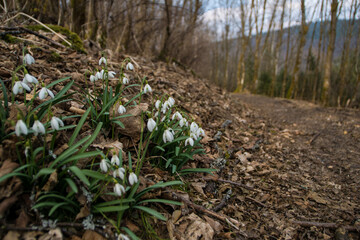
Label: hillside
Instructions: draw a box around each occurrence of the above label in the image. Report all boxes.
[0,28,360,240]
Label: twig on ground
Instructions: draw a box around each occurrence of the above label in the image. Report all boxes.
[245,196,268,208]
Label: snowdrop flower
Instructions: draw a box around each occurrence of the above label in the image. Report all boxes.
[122,75,129,84]
[161,116,166,122]
[108,71,116,78]
[15,120,28,136]
[163,128,174,143]
[111,155,120,166]
[90,75,96,82]
[100,159,109,173]
[24,53,35,65]
[172,111,182,121]
[128,172,138,185]
[179,118,188,127]
[197,128,205,138]
[39,87,55,99]
[118,233,130,240]
[147,118,156,132]
[190,122,199,133]
[23,73,38,85]
[32,120,45,136]
[99,57,107,65]
[113,167,125,180]
[161,101,169,114]
[51,116,64,130]
[118,105,126,114]
[13,81,31,95]
[95,71,102,80]
[168,97,175,107]
[143,84,152,94]
[154,111,159,118]
[126,62,134,71]
[185,137,194,147]
[155,100,161,110]
[114,183,126,197]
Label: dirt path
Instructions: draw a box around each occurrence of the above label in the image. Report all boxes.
[230,93,360,238]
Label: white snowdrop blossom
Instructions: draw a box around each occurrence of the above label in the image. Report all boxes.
[111,155,120,166]
[143,84,152,94]
[13,81,31,95]
[172,111,183,121]
[24,53,35,65]
[190,122,199,133]
[163,128,174,143]
[108,71,116,78]
[39,87,55,99]
[185,137,194,147]
[147,118,156,132]
[114,183,126,197]
[179,118,188,127]
[126,62,134,71]
[90,75,96,82]
[161,116,166,122]
[161,101,169,114]
[122,75,129,84]
[95,71,102,80]
[118,105,126,114]
[99,57,107,65]
[154,111,159,118]
[168,97,175,107]
[50,116,64,130]
[190,132,198,140]
[155,100,161,110]
[32,120,45,136]
[118,233,130,240]
[113,167,125,180]
[23,73,38,85]
[100,159,109,173]
[197,128,205,138]
[15,120,28,136]
[128,172,138,185]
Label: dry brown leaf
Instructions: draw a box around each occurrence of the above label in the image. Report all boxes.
[308,191,328,205]
[3,231,20,240]
[92,139,123,156]
[75,205,90,220]
[0,159,19,179]
[116,103,148,140]
[203,215,224,232]
[82,230,106,240]
[191,182,206,197]
[23,231,43,240]
[15,208,31,228]
[124,219,140,233]
[39,228,63,240]
[0,195,18,218]
[42,171,58,192]
[172,210,182,223]
[176,213,214,240]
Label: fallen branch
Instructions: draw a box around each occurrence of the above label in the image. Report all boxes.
[0,26,66,49]
[171,192,243,231]
[292,220,360,231]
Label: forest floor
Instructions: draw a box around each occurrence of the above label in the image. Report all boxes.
[0,33,359,240]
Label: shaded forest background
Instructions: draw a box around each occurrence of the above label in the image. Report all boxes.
[3,0,360,107]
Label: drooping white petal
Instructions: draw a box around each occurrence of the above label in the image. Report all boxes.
[108,71,116,78]
[190,122,199,133]
[95,71,102,80]
[168,97,175,107]
[90,75,96,82]
[118,233,130,240]
[197,128,205,138]
[100,159,109,172]
[122,77,129,84]
[118,105,126,114]
[179,118,188,127]
[39,88,47,99]
[111,155,120,166]
[24,53,35,65]
[143,84,152,94]
[147,118,156,132]
[50,116,64,131]
[99,57,107,65]
[128,172,138,185]
[113,168,125,180]
[126,62,134,71]
[185,137,194,147]
[23,74,38,84]
[15,120,28,136]
[172,111,183,121]
[155,100,161,110]
[32,120,45,136]
[114,183,125,197]
[163,128,174,143]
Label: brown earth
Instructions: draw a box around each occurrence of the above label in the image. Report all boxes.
[0,32,359,240]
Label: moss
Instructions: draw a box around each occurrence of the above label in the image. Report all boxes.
[26,24,86,53]
[49,52,63,62]
[1,34,22,44]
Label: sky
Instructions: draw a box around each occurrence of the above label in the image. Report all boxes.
[201,0,360,37]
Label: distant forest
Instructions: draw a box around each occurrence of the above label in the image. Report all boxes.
[3,0,360,107]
